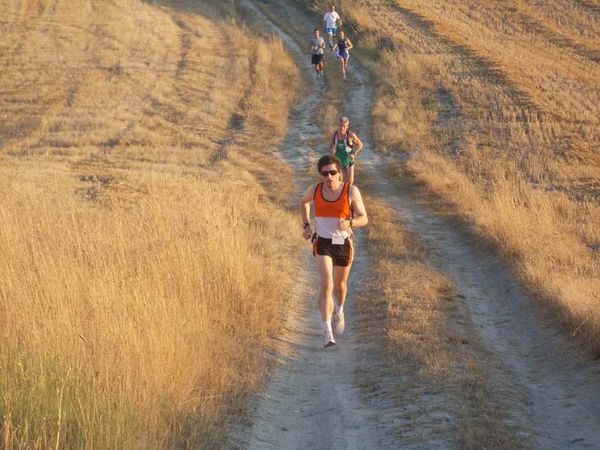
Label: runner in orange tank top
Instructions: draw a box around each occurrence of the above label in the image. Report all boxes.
[300,155,368,347]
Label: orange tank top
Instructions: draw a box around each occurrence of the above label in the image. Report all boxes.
[314,182,352,238]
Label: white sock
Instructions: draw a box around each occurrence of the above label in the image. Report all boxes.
[334,304,344,315]
[322,320,333,335]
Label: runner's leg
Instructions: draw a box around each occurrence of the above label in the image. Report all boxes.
[333,263,352,312]
[317,254,334,322]
[327,30,333,49]
[344,164,355,185]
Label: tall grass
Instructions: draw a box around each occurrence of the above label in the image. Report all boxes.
[0,0,300,447]
[0,168,299,448]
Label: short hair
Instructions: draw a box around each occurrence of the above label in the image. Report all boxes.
[318,155,342,173]
[314,28,319,32]
[339,116,349,124]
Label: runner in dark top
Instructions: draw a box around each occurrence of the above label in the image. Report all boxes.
[332,30,353,80]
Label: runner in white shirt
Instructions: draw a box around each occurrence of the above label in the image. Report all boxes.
[323,4,342,50]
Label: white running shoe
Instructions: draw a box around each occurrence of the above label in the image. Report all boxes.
[332,312,345,335]
[323,330,336,348]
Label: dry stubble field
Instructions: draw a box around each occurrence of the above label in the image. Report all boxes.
[0,0,301,448]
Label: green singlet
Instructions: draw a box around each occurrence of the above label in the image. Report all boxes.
[334,131,354,168]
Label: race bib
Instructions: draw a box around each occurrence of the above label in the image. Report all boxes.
[332,234,345,245]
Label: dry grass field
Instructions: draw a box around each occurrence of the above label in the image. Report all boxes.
[0,0,300,448]
[322,0,600,348]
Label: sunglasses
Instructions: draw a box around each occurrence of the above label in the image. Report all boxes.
[321,169,339,177]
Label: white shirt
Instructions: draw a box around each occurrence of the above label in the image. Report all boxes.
[323,11,341,28]
[316,217,351,240]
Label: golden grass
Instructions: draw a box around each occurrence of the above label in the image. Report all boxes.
[0,169,297,448]
[397,0,600,121]
[0,0,300,447]
[321,0,600,348]
[359,197,527,448]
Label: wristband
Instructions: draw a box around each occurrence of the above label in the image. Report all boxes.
[349,218,353,227]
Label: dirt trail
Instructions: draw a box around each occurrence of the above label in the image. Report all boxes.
[234,1,600,449]
[229,3,399,448]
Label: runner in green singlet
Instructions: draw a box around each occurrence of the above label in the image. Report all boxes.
[328,116,364,185]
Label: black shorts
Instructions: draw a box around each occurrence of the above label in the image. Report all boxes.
[311,54,323,65]
[313,236,353,267]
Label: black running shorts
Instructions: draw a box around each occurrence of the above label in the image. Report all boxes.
[311,54,323,65]
[313,236,353,267]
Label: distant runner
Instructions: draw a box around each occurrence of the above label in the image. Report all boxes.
[332,30,353,80]
[329,116,364,185]
[323,4,342,50]
[309,29,325,79]
[301,155,368,347]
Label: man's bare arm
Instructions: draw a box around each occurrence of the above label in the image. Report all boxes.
[350,131,364,156]
[349,185,368,227]
[300,185,317,239]
[329,134,336,155]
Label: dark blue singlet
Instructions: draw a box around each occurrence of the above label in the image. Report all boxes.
[337,38,348,56]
